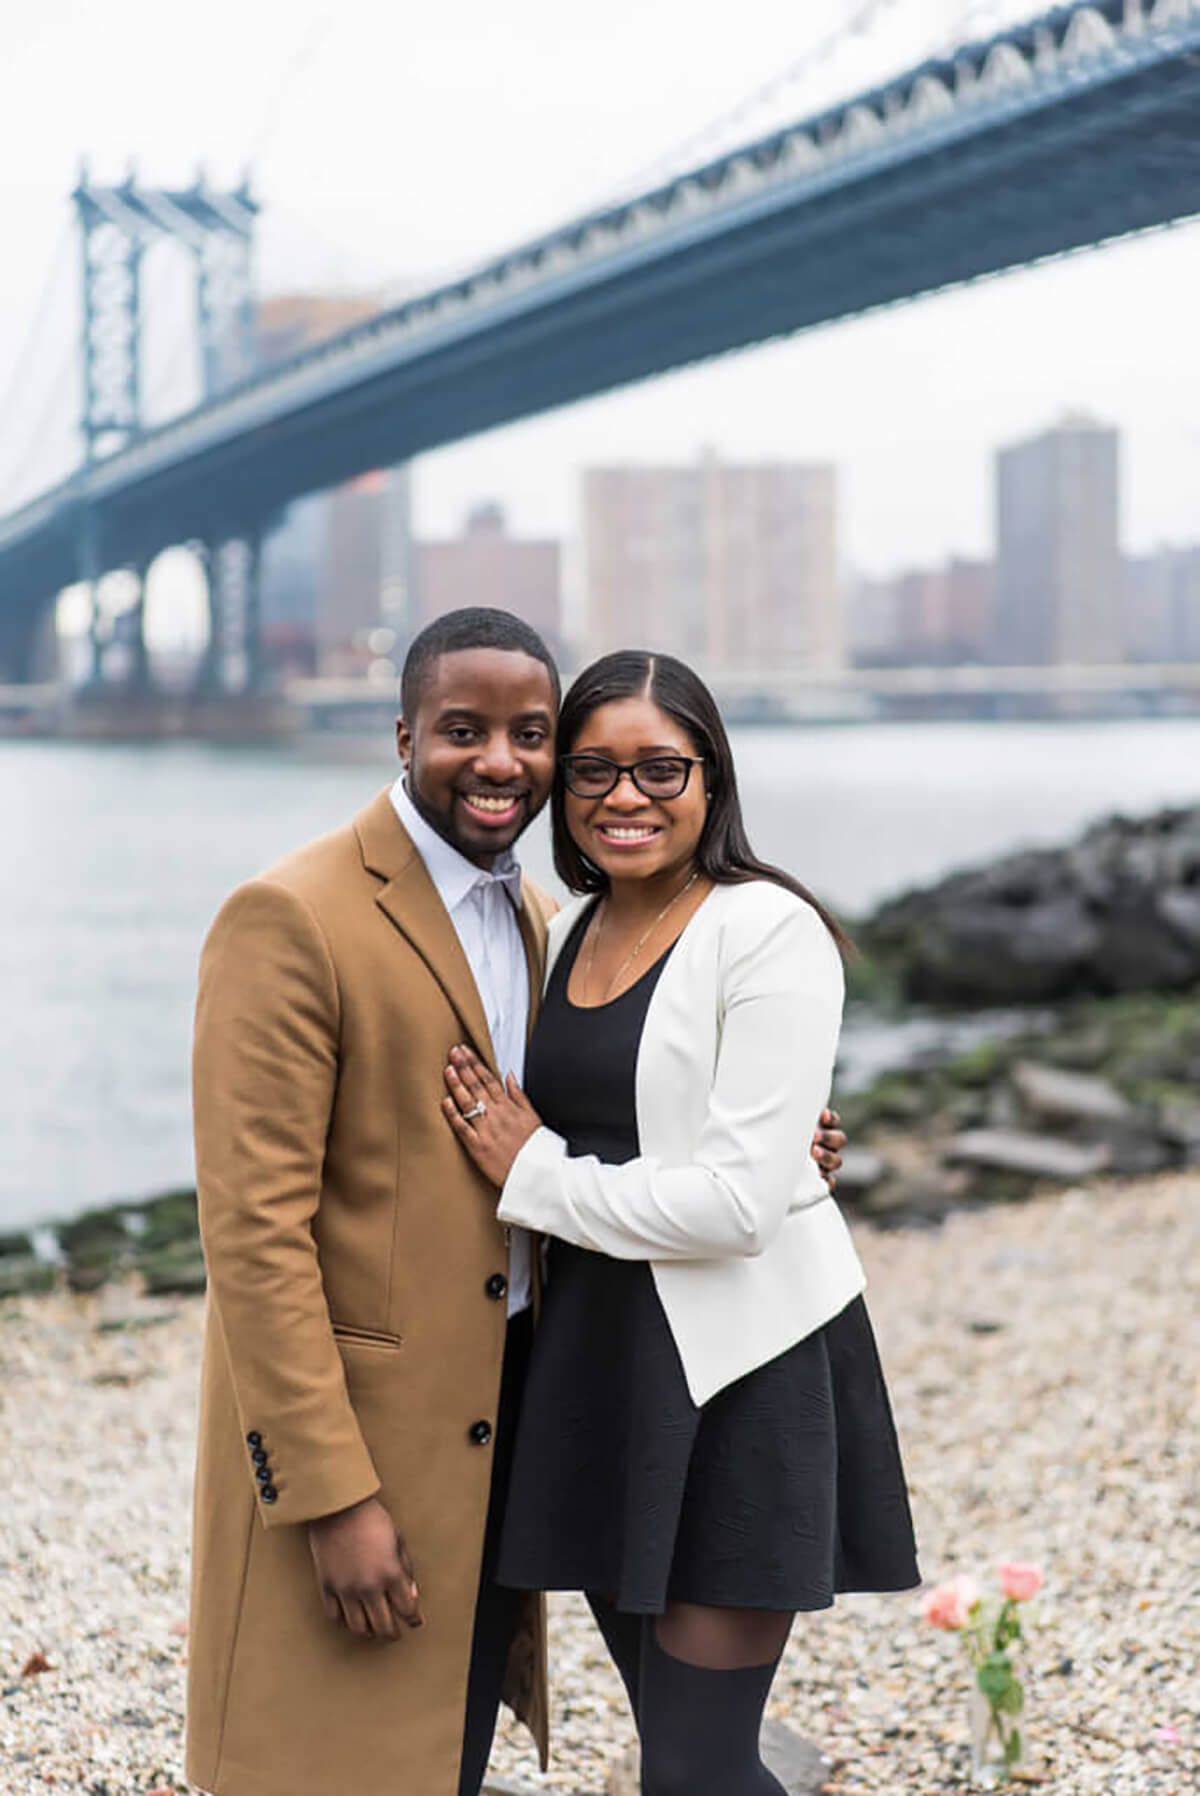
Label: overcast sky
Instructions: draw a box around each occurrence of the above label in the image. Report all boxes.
[1,0,1198,580]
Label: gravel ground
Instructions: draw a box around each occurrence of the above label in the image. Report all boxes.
[1,1174,1196,1795]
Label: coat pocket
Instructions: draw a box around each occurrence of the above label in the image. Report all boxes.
[331,1322,404,1350]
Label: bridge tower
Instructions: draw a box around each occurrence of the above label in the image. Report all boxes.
[72,169,263,691]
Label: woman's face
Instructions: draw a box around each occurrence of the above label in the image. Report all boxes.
[563,696,709,886]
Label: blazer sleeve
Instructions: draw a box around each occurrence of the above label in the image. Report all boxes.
[193,879,381,1527]
[497,897,843,1261]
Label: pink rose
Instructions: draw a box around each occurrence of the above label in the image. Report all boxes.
[921,1575,978,1629]
[997,1561,1044,1602]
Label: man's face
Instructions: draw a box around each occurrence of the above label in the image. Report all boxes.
[396,648,557,866]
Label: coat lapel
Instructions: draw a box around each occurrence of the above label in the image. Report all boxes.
[516,877,550,1040]
[354,789,498,1072]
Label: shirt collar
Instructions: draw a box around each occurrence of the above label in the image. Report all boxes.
[389,776,522,914]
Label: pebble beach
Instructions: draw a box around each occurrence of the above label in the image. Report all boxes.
[1,1174,1196,1796]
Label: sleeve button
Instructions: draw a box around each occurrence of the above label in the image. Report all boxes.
[260,1484,277,1503]
[246,1431,262,1448]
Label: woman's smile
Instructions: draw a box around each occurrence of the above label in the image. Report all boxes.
[593,821,663,847]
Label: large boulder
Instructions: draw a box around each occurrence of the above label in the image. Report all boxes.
[862,807,1200,1005]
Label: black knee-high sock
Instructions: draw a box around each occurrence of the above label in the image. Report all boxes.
[637,1627,786,1796]
[585,1592,644,1722]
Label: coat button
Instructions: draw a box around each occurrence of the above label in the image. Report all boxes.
[469,1420,493,1446]
[251,1447,268,1466]
[485,1273,508,1301]
[260,1484,277,1503]
[255,1464,272,1483]
[246,1431,262,1448]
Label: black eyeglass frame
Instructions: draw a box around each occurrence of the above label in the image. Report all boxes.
[558,752,707,800]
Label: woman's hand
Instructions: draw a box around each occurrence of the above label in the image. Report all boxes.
[812,1107,846,1190]
[443,1044,543,1186]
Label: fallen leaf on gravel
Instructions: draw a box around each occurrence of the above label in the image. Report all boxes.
[21,1650,52,1675]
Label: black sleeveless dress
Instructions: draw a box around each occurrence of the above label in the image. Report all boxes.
[496,906,919,1614]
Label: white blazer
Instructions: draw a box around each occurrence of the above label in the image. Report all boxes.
[498,879,866,1406]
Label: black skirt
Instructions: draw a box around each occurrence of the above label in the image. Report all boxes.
[497,1248,919,1613]
[497,899,919,1614]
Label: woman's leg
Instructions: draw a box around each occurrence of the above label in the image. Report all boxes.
[637,1602,794,1796]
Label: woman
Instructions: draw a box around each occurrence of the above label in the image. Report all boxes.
[443,652,918,1795]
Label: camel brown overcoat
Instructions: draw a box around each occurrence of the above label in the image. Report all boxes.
[187,789,552,1796]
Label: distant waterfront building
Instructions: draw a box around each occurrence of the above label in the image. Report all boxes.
[993,416,1121,665]
[580,453,842,673]
[414,505,562,655]
[848,558,992,666]
[1124,545,1200,663]
[256,293,415,676]
[846,572,901,666]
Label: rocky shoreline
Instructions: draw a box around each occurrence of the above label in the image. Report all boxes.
[0,1188,206,1304]
[4,985,1197,1294]
[835,982,1200,1226]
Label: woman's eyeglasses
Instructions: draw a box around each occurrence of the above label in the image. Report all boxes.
[559,753,706,800]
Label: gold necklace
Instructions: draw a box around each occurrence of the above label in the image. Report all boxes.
[582,870,701,1003]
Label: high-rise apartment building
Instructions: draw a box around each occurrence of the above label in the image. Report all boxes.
[580,454,841,672]
[993,416,1121,665]
[415,505,562,655]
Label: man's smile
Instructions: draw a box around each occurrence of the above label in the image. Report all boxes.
[458,790,526,824]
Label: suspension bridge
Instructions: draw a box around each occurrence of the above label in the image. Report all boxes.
[1,0,1199,704]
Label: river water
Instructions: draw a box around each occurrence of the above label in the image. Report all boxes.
[3,719,1198,1230]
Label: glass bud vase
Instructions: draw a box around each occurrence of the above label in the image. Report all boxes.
[969,1681,1024,1787]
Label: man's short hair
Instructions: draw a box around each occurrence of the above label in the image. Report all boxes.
[400,608,561,719]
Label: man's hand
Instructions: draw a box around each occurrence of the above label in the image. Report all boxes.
[811,1107,846,1190]
[307,1495,423,1641]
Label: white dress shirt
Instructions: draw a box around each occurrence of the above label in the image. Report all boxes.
[389,777,533,1316]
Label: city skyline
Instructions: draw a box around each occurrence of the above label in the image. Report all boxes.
[201,419,1200,693]
[66,405,1199,669]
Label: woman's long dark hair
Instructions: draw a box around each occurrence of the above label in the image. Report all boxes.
[551,650,853,956]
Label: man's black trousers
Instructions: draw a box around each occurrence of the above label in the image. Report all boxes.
[458,1306,533,1796]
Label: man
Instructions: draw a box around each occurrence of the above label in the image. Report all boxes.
[187,608,845,1796]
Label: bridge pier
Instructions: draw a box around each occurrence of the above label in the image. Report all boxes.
[80,560,152,691]
[115,559,151,690]
[0,599,57,685]
[196,527,266,695]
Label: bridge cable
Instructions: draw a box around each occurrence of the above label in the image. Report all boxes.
[0,348,79,511]
[592,0,908,207]
[0,222,75,439]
